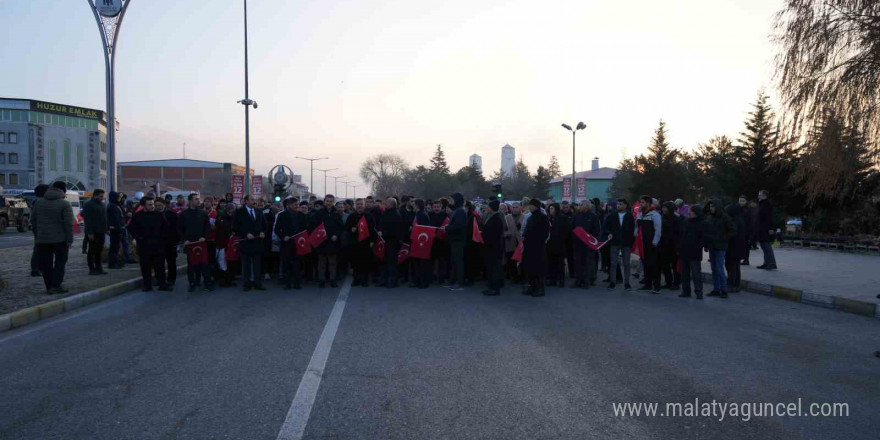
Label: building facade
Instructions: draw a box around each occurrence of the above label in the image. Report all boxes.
[0,98,109,192]
[501,144,515,176]
[117,159,253,196]
[469,154,482,173]
[549,158,616,202]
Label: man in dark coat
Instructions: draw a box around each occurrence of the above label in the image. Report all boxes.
[572,200,601,289]
[725,203,748,292]
[546,203,569,287]
[106,191,126,269]
[310,195,343,288]
[602,199,635,290]
[559,201,575,279]
[82,189,108,275]
[658,201,682,289]
[443,193,468,291]
[398,196,416,284]
[128,198,171,291]
[345,199,376,287]
[234,195,267,291]
[178,193,213,292]
[31,181,74,294]
[275,198,307,290]
[428,200,450,285]
[522,198,549,297]
[678,204,704,299]
[155,198,179,285]
[378,197,403,288]
[410,199,433,289]
[737,195,753,265]
[703,199,736,298]
[756,190,777,270]
[481,200,505,296]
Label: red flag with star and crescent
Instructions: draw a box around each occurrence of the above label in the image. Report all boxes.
[226,236,241,262]
[512,241,524,262]
[436,217,450,240]
[373,238,386,260]
[471,218,483,243]
[357,216,370,242]
[409,225,436,260]
[308,222,327,248]
[293,230,311,256]
[573,226,609,250]
[398,243,410,264]
[186,241,208,265]
[631,205,644,258]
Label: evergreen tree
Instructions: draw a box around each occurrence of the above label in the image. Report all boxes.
[694,135,740,200]
[737,91,784,198]
[547,156,562,178]
[532,166,552,199]
[430,144,450,175]
[631,120,689,200]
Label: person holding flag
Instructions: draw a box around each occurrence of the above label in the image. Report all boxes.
[571,200,601,289]
[429,199,450,286]
[602,199,635,291]
[128,198,171,292]
[409,199,433,289]
[464,200,483,285]
[179,193,213,292]
[442,193,468,291]
[309,194,343,288]
[345,199,376,287]
[275,197,307,290]
[378,197,403,288]
[481,200,505,296]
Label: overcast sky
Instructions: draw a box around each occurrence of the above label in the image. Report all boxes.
[3,0,782,196]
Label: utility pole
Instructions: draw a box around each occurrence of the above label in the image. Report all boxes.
[296,156,327,197]
[561,122,586,202]
[329,175,346,196]
[237,0,259,195]
[315,168,338,197]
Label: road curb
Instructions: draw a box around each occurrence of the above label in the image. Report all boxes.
[699,272,877,319]
[0,265,186,334]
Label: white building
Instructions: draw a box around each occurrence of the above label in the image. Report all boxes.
[469,154,482,173]
[501,144,515,176]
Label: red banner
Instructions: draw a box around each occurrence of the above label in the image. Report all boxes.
[186,241,209,265]
[631,205,643,258]
[294,230,311,256]
[562,177,572,200]
[231,174,245,206]
[373,238,386,260]
[357,216,370,242]
[471,217,483,243]
[409,225,436,260]
[226,237,241,262]
[436,217,450,240]
[512,241,524,262]
[573,226,609,250]
[576,177,586,200]
[308,222,327,248]
[398,243,410,264]
[253,175,263,198]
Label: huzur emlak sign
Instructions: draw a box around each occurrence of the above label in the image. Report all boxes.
[30,100,103,121]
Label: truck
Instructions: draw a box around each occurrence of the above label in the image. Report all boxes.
[0,194,31,233]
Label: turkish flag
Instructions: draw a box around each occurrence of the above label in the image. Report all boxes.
[512,241,524,262]
[436,217,450,240]
[357,216,369,242]
[308,222,327,248]
[373,238,386,260]
[471,218,483,243]
[409,225,436,260]
[573,226,609,250]
[226,236,241,262]
[398,243,410,264]
[631,205,643,258]
[186,241,208,265]
[293,230,311,256]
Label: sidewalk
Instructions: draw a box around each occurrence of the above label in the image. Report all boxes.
[705,246,880,304]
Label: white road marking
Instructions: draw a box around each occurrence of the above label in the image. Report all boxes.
[276,277,352,440]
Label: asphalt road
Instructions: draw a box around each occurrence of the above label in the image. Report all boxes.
[0,230,86,250]
[1,278,878,440]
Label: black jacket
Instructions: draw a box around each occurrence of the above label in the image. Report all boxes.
[82,197,108,235]
[482,211,504,258]
[129,210,168,255]
[703,200,737,251]
[445,193,467,243]
[547,207,570,256]
[660,207,682,250]
[522,209,549,276]
[107,200,125,230]
[163,210,179,246]
[178,208,210,243]
[678,205,704,260]
[234,206,266,255]
[758,198,774,242]
[310,207,343,254]
[602,211,635,247]
[379,208,403,242]
[725,204,749,260]
[572,210,601,251]
[275,209,307,254]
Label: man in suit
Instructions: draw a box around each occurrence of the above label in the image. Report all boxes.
[275,197,307,290]
[603,199,636,290]
[234,195,266,291]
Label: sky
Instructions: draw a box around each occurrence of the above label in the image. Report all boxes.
[2,0,783,196]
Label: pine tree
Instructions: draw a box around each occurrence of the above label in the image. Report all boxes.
[532,166,552,199]
[547,156,562,178]
[430,144,450,175]
[737,91,783,198]
[631,120,689,200]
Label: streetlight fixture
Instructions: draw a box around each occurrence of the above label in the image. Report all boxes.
[296,156,328,196]
[237,0,259,194]
[561,121,586,201]
[340,180,354,198]
[315,168,338,197]
[328,175,346,196]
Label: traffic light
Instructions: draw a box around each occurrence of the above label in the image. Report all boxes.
[492,183,502,199]
[273,183,284,203]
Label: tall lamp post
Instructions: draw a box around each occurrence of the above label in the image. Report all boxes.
[314,168,338,197]
[237,0,259,194]
[296,156,327,196]
[561,121,586,201]
[340,181,353,198]
[352,184,359,199]
[329,175,346,196]
[87,0,133,191]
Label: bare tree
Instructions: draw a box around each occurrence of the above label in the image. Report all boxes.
[359,154,410,197]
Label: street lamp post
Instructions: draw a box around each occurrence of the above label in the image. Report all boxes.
[237,0,259,194]
[295,156,328,197]
[329,175,346,196]
[339,181,353,198]
[352,185,359,199]
[314,168,338,197]
[561,122,586,201]
[87,0,133,191]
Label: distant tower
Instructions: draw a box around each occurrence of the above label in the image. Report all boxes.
[469,154,483,173]
[501,144,515,176]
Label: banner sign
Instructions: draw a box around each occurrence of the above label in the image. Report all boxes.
[253,175,263,198]
[30,100,103,121]
[562,178,572,200]
[576,178,587,200]
[231,175,245,205]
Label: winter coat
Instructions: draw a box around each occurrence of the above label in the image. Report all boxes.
[31,187,73,245]
[503,213,521,253]
[725,204,749,260]
[659,202,682,251]
[547,206,570,256]
[82,197,108,235]
[233,205,266,255]
[482,210,505,259]
[572,210,600,251]
[636,209,662,246]
[703,200,737,251]
[521,209,549,276]
[107,194,125,230]
[129,210,168,255]
[445,193,468,243]
[345,211,376,264]
[163,209,180,247]
[310,207,343,254]
[178,208,210,243]
[758,198,774,242]
[602,210,635,248]
[678,204,704,261]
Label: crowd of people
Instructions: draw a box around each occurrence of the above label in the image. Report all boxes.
[27,180,780,299]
